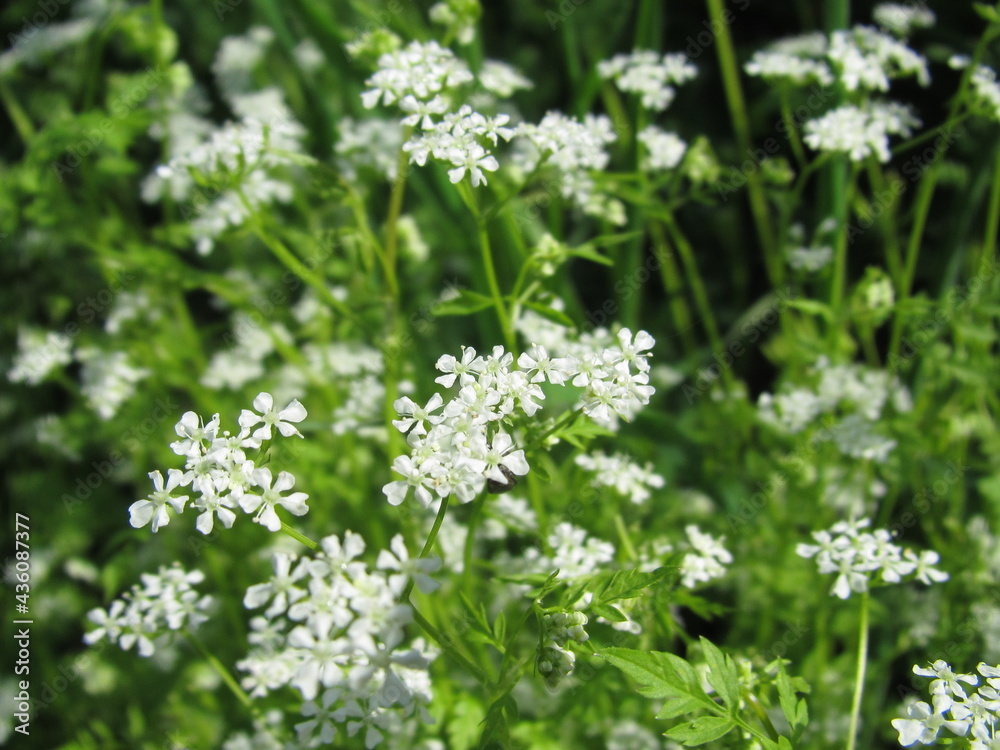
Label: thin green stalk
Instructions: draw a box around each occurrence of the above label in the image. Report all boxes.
[458,181,516,351]
[410,606,490,685]
[382,133,413,297]
[0,81,34,144]
[888,166,939,362]
[828,167,858,346]
[186,633,257,714]
[660,212,727,370]
[463,492,487,590]
[400,495,450,603]
[780,94,808,169]
[845,591,870,750]
[648,223,697,354]
[706,0,779,284]
[280,522,320,551]
[614,513,638,561]
[982,143,1000,268]
[864,161,903,289]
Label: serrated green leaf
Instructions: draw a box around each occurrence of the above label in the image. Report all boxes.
[591,603,628,622]
[795,698,809,729]
[655,695,704,720]
[433,289,495,317]
[664,716,736,746]
[699,637,740,712]
[601,647,707,701]
[776,663,798,728]
[593,567,672,607]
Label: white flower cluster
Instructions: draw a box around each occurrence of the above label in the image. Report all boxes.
[637,125,687,171]
[574,450,665,504]
[797,518,948,599]
[84,564,212,657]
[636,527,731,590]
[212,25,274,97]
[873,3,936,37]
[953,60,1000,124]
[335,117,404,182]
[514,111,624,222]
[128,393,309,534]
[403,104,514,186]
[537,610,589,690]
[383,330,655,508]
[828,25,929,91]
[142,88,305,255]
[744,51,835,86]
[479,59,533,98]
[360,41,519,188]
[803,100,920,162]
[7,329,149,420]
[747,24,928,93]
[362,40,474,109]
[548,522,616,580]
[893,661,1000,747]
[237,533,437,748]
[7,327,74,385]
[597,50,697,111]
[757,357,912,462]
[77,347,151,420]
[679,525,734,589]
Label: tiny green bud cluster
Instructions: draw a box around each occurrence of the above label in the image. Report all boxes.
[537,611,590,690]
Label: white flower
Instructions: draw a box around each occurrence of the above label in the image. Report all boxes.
[376,534,442,594]
[391,393,445,435]
[129,469,190,532]
[873,3,935,37]
[479,59,533,97]
[446,142,499,186]
[598,50,696,111]
[637,126,687,171]
[240,468,310,532]
[744,50,834,85]
[239,391,308,440]
[7,327,73,385]
[517,344,575,385]
[243,552,310,618]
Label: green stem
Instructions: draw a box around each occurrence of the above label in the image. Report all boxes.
[780,94,809,169]
[614,513,638,561]
[280,522,320,551]
[0,81,34,144]
[410,606,490,684]
[706,0,779,284]
[982,143,1000,269]
[888,166,938,363]
[463,492,487,591]
[400,495,451,603]
[660,212,727,369]
[828,166,857,346]
[479,220,516,352]
[382,134,412,298]
[649,222,697,354]
[845,590,870,750]
[186,633,257,714]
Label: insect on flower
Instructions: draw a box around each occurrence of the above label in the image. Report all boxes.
[486,463,519,494]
